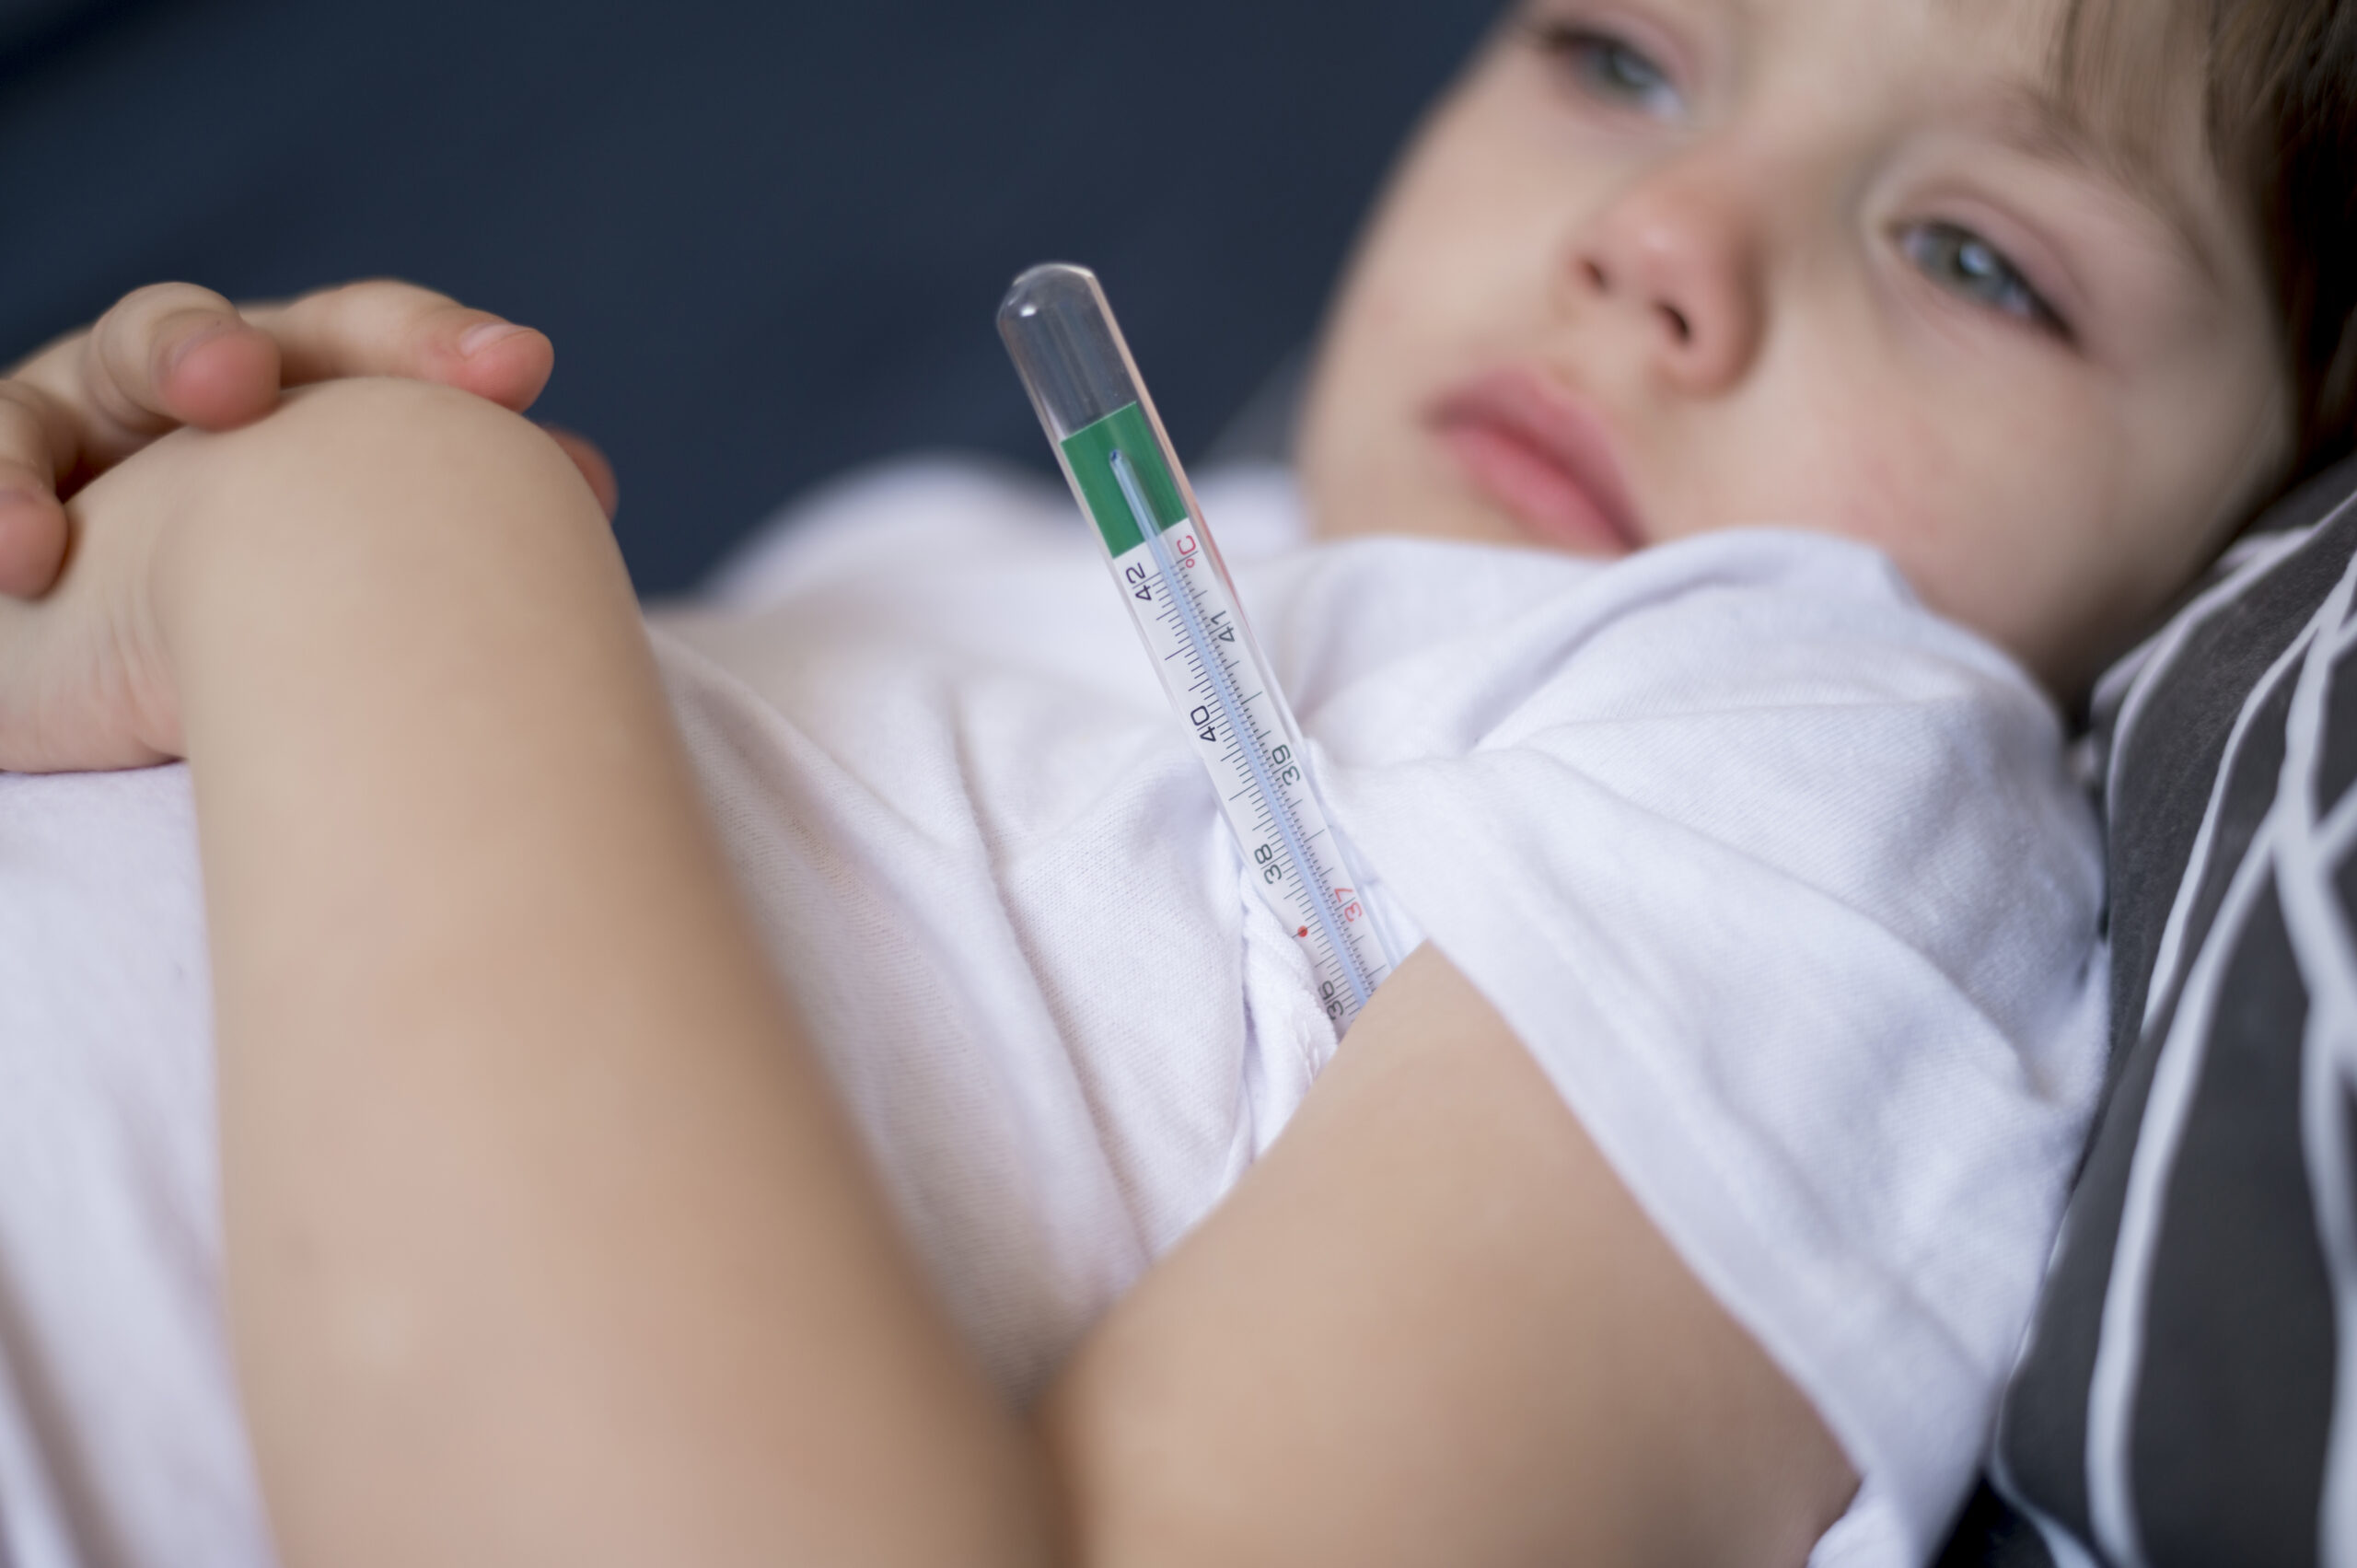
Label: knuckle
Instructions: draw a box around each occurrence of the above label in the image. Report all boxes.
[276,280,471,372]
[0,377,53,422]
[0,382,65,474]
[81,336,165,434]
[326,276,417,299]
[90,285,239,420]
[110,281,231,325]
[324,277,457,323]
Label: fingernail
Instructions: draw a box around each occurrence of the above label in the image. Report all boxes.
[459,321,532,357]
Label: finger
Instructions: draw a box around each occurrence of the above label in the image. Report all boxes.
[0,381,73,596]
[81,283,279,438]
[152,318,281,430]
[0,489,67,598]
[540,425,620,519]
[17,284,281,467]
[246,280,555,413]
[0,378,69,490]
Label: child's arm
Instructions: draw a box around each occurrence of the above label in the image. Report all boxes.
[0,280,613,599]
[9,377,1854,1565]
[17,376,1056,1560]
[1041,943,1859,1565]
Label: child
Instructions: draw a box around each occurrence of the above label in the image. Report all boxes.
[0,1,2344,1564]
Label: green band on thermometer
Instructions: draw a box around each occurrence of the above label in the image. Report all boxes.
[1062,403,1186,555]
[999,262,1398,1032]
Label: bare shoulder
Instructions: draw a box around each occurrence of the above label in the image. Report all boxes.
[1039,944,1858,1568]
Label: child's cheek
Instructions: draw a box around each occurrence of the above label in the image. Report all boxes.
[1862,372,2114,673]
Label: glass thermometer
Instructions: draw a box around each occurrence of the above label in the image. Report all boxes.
[998,262,1397,1031]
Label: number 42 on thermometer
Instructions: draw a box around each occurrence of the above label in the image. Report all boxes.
[999,262,1397,1031]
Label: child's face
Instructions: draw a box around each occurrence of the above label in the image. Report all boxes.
[1295,0,2287,694]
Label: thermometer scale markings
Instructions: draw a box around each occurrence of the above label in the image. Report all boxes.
[1108,449,1380,1018]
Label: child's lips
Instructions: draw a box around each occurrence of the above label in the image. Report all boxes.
[1428,369,1644,555]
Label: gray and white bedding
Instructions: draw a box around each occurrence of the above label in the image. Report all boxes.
[1944,454,2357,1568]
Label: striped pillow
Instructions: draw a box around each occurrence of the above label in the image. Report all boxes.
[1939,454,2357,1568]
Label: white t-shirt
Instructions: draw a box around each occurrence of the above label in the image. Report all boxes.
[0,459,2107,1568]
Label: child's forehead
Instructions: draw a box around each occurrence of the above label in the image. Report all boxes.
[1611,0,2227,243]
[1929,0,2226,242]
[1636,0,2065,54]
[1661,0,2192,99]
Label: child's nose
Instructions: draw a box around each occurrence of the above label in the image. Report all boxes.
[1568,160,1765,396]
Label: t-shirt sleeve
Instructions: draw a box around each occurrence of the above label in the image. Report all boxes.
[1314,530,2107,1567]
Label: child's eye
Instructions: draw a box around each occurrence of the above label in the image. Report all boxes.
[1898,221,2069,338]
[1530,21,1683,119]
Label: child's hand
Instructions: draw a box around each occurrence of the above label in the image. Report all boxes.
[0,374,618,774]
[0,281,619,597]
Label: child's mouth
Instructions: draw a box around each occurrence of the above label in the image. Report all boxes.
[1429,369,1643,556]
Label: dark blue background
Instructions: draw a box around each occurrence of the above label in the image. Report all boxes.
[0,0,1496,593]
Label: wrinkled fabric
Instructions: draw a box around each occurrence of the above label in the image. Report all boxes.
[0,459,2104,1567]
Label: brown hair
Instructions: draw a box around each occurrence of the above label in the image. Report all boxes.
[2218,1,2357,484]
[2062,0,2357,488]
